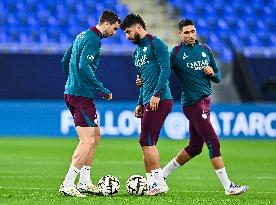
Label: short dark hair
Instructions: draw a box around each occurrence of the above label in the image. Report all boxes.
[99,10,121,25]
[120,13,146,30]
[179,19,194,30]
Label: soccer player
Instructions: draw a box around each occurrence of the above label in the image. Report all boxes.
[161,19,249,195]
[59,10,121,197]
[120,13,173,195]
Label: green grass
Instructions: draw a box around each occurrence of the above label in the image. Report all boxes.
[0,137,276,205]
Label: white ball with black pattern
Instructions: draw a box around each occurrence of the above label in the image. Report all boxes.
[126,175,148,195]
[98,175,120,196]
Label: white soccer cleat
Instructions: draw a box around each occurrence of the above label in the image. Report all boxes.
[59,184,86,197]
[77,182,100,195]
[225,182,249,195]
[146,181,169,196]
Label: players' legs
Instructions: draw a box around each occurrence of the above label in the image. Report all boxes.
[75,127,101,194]
[189,97,248,194]
[72,126,98,168]
[140,100,173,171]
[162,121,204,178]
[211,156,224,169]
[60,95,100,196]
[142,145,160,172]
[79,127,100,187]
[61,127,98,189]
[139,100,173,195]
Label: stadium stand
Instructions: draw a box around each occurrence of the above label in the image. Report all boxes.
[167,0,276,62]
[2,0,275,62]
[1,0,275,102]
[0,0,129,52]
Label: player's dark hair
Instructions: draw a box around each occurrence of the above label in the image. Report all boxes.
[120,13,146,30]
[99,10,121,25]
[179,19,194,30]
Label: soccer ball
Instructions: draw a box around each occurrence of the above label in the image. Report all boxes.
[126,175,148,195]
[98,175,120,196]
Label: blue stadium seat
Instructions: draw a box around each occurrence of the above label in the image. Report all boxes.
[30,28,40,43]
[248,34,259,47]
[220,46,233,62]
[0,12,7,28]
[265,17,276,33]
[230,34,242,48]
[271,34,276,46]
[258,32,271,47]
[217,19,229,32]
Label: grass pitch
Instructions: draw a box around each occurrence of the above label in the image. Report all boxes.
[0,137,275,205]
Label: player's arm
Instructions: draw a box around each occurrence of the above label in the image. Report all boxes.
[134,88,143,118]
[79,39,111,98]
[203,48,221,83]
[137,87,143,106]
[61,43,73,77]
[152,38,171,97]
[170,47,177,73]
[132,50,143,87]
[209,51,221,83]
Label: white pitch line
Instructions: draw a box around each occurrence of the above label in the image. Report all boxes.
[256,176,276,180]
[0,186,275,194]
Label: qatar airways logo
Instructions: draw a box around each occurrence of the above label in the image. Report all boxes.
[187,59,209,70]
[134,54,149,67]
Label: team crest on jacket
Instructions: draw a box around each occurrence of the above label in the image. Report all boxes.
[202,52,206,57]
[143,47,147,52]
[87,55,94,61]
[183,53,188,59]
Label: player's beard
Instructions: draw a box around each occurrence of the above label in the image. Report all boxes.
[131,33,140,44]
[102,33,112,38]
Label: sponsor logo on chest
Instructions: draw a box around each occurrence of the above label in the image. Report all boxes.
[183,51,209,70]
[134,47,150,67]
[187,60,209,70]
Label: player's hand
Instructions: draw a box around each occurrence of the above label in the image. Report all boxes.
[150,96,160,111]
[136,75,143,87]
[103,93,112,100]
[203,66,215,77]
[134,105,143,118]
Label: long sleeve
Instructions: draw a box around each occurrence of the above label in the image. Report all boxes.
[61,43,73,77]
[209,51,221,83]
[152,38,171,96]
[79,40,111,95]
[170,47,177,72]
[137,87,143,105]
[133,50,144,105]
